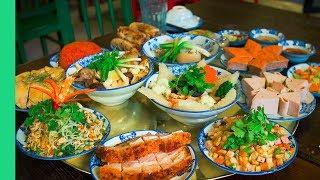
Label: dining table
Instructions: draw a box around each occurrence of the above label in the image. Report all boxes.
[16,0,320,179]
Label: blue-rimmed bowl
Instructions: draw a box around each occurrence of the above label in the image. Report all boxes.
[237,90,316,122]
[66,51,154,106]
[141,33,221,72]
[287,62,320,97]
[145,66,241,126]
[89,130,197,180]
[278,40,316,64]
[249,28,285,46]
[217,29,248,46]
[16,106,111,160]
[49,49,106,68]
[198,119,298,175]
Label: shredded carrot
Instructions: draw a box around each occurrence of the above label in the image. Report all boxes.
[204,65,218,83]
[295,69,303,75]
[215,156,225,165]
[260,162,269,171]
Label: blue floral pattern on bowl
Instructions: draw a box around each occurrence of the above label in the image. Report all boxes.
[219,54,285,75]
[217,29,248,46]
[198,119,298,175]
[278,40,316,64]
[141,33,221,71]
[249,28,285,45]
[16,107,111,160]
[287,62,320,97]
[49,48,107,68]
[237,90,316,122]
[89,130,198,180]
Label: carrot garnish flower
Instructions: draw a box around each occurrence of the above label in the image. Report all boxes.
[30,77,95,109]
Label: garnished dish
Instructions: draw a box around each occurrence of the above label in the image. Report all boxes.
[139,61,239,111]
[16,78,110,159]
[249,28,285,45]
[156,38,211,64]
[199,107,297,175]
[66,50,153,106]
[70,50,150,89]
[217,29,248,46]
[238,71,316,121]
[278,40,316,64]
[56,41,103,69]
[90,130,197,180]
[16,66,65,110]
[287,63,320,96]
[142,34,220,69]
[222,39,288,75]
[110,22,160,52]
[138,61,240,125]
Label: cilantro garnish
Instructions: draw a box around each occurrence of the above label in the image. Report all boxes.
[215,81,234,98]
[88,51,120,81]
[169,65,213,96]
[223,107,279,150]
[274,147,282,155]
[23,99,87,130]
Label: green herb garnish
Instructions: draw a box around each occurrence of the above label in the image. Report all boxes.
[274,147,282,155]
[223,107,279,150]
[215,81,234,98]
[169,65,213,96]
[23,99,87,130]
[88,51,120,81]
[159,38,211,63]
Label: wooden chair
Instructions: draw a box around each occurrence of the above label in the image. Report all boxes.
[16,0,75,64]
[79,0,134,39]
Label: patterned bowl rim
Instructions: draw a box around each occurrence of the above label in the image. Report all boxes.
[66,50,155,92]
[278,39,316,56]
[248,28,285,43]
[198,119,298,175]
[141,33,222,66]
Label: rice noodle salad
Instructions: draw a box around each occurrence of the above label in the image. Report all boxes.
[23,99,107,157]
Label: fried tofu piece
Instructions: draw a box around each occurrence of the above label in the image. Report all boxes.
[117,26,148,47]
[129,22,160,38]
[111,37,139,51]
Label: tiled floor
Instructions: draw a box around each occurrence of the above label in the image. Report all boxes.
[21,0,319,62]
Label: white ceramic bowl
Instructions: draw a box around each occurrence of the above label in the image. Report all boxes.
[66,52,154,106]
[145,66,240,126]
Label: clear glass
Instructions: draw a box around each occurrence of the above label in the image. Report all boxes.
[139,0,168,32]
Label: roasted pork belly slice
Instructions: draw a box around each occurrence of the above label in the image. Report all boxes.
[155,152,174,170]
[167,147,193,177]
[142,134,161,154]
[159,131,191,152]
[122,161,142,180]
[96,146,125,163]
[99,163,122,180]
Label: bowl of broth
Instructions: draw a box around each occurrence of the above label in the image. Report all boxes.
[249,28,285,46]
[279,40,316,64]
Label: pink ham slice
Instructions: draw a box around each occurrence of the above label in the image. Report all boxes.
[269,82,288,94]
[263,72,287,86]
[278,91,301,117]
[285,78,309,103]
[251,88,279,115]
[241,77,266,97]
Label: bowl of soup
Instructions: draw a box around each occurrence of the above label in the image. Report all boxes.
[278,40,316,64]
[249,28,285,46]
